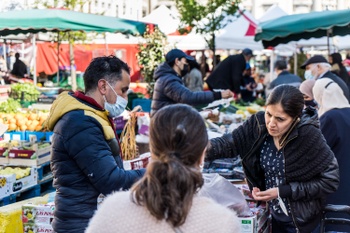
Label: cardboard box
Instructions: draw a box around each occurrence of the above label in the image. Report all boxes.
[7,166,38,194]
[239,205,270,233]
[239,215,257,233]
[0,174,16,199]
[123,153,150,170]
[0,147,9,164]
[23,223,53,233]
[22,203,55,225]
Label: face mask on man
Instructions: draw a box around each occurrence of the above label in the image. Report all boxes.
[180,63,189,77]
[304,65,317,80]
[103,82,128,118]
[304,70,315,80]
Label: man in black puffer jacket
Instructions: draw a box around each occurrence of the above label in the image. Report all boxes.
[151,49,233,116]
[46,56,145,233]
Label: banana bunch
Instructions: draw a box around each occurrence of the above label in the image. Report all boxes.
[0,140,20,148]
[0,177,7,187]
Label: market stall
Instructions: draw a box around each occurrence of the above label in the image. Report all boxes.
[0,92,269,232]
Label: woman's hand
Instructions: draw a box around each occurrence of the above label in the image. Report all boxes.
[252,187,278,202]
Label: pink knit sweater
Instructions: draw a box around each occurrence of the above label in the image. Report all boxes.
[86,191,241,233]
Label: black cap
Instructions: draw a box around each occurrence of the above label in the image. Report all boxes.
[165,49,195,63]
[242,48,254,56]
[300,55,329,69]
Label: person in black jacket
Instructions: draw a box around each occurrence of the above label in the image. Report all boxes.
[10,52,27,78]
[46,56,145,233]
[206,85,339,233]
[151,49,233,116]
[205,48,254,98]
[301,55,350,102]
[329,52,350,87]
[313,78,350,233]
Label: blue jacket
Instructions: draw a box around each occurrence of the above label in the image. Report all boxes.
[46,91,145,233]
[269,71,303,90]
[151,62,220,115]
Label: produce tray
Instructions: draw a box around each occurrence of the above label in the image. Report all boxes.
[7,144,51,166]
[0,147,9,164]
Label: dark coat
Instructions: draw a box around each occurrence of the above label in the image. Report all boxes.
[47,92,145,233]
[10,59,27,78]
[320,71,350,102]
[207,108,339,233]
[269,71,303,90]
[151,62,220,116]
[206,54,246,93]
[320,108,350,232]
[331,65,350,86]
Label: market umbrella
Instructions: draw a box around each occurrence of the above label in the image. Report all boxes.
[254,8,350,52]
[0,9,148,36]
[0,9,151,87]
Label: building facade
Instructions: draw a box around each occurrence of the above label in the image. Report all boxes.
[241,0,350,19]
[1,0,350,20]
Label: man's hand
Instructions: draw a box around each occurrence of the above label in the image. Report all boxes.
[221,89,234,99]
[252,187,278,202]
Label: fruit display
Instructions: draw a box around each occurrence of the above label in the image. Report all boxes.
[9,83,40,102]
[0,98,22,113]
[0,166,32,179]
[0,111,49,132]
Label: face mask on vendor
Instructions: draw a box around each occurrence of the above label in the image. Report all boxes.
[176,58,189,77]
[103,82,128,118]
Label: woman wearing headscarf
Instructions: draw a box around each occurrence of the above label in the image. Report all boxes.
[299,79,317,108]
[313,78,350,232]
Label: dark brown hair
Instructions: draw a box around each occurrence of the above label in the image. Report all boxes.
[131,104,208,228]
[84,55,130,93]
[266,85,304,119]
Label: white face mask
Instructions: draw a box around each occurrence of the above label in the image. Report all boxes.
[104,82,128,118]
[304,69,315,80]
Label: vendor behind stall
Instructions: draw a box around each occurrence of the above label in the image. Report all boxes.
[151,49,233,116]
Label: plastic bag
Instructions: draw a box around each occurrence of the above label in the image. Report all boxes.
[198,173,251,216]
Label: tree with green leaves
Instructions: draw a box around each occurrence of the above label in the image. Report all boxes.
[175,0,241,66]
[137,27,167,98]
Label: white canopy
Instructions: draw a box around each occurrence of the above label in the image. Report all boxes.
[141,5,180,35]
[215,10,263,50]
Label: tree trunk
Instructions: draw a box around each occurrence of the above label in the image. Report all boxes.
[212,33,216,68]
